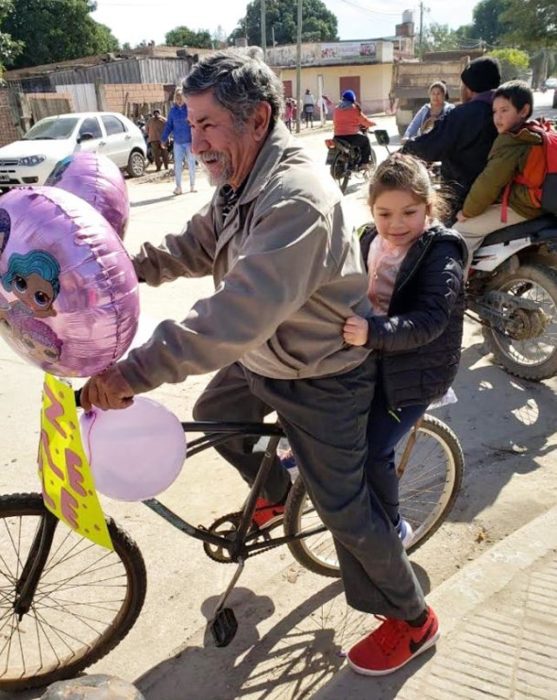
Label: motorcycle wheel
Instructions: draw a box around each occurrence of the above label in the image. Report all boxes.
[330,151,350,194]
[482,264,557,381]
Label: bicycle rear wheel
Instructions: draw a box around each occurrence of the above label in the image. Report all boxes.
[283,414,464,578]
[0,493,147,692]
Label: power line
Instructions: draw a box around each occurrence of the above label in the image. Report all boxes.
[336,0,402,17]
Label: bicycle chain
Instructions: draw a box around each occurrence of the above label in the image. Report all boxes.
[202,510,288,563]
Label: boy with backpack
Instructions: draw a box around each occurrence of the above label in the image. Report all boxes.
[454,80,557,270]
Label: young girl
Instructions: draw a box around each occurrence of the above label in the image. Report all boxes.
[343,154,466,552]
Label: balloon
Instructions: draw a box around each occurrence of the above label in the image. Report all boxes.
[46,152,130,239]
[79,397,187,501]
[0,187,139,376]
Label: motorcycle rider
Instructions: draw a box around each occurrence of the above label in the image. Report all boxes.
[403,56,501,221]
[333,90,375,166]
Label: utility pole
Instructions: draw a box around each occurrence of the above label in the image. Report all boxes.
[418,1,424,59]
[261,0,267,59]
[296,0,302,133]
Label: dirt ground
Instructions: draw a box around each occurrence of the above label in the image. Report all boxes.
[1,100,557,698]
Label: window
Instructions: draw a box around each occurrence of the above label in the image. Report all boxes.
[102,115,126,136]
[78,117,102,139]
[23,117,79,141]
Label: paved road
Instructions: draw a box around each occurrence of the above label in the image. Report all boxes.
[1,98,557,698]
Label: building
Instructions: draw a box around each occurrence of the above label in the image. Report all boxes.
[266,10,416,114]
[0,46,201,146]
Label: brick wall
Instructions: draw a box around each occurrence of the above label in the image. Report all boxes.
[104,83,166,116]
[0,89,21,147]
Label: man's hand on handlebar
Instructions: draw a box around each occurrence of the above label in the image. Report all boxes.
[80,365,135,411]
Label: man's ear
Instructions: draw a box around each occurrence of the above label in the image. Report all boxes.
[252,102,273,141]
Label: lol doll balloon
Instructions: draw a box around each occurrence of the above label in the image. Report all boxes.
[46,152,130,240]
[0,187,139,376]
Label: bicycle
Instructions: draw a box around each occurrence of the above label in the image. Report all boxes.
[0,410,463,691]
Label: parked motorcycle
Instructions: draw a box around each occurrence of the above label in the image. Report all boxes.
[325,128,391,193]
[467,215,557,380]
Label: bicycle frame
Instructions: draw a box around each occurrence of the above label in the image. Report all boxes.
[141,421,328,562]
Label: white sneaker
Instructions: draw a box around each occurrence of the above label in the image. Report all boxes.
[173,187,182,195]
[397,518,414,549]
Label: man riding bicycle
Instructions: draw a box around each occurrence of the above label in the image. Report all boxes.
[81,50,438,677]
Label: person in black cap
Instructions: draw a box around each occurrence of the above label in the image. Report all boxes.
[403,56,501,221]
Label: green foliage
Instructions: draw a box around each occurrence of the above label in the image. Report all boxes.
[470,0,512,45]
[488,48,530,81]
[229,0,338,46]
[421,23,461,54]
[4,0,120,69]
[0,0,22,70]
[165,26,213,49]
[502,0,557,49]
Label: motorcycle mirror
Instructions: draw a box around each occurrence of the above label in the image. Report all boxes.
[374,129,390,146]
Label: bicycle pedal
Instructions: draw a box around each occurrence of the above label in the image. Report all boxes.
[210,607,238,647]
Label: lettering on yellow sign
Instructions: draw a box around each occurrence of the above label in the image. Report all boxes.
[38,374,113,550]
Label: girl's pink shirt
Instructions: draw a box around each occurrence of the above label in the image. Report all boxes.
[367,235,414,314]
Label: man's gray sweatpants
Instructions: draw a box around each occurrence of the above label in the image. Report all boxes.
[193,358,426,619]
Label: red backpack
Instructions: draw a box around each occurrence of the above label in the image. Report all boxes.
[501,118,557,222]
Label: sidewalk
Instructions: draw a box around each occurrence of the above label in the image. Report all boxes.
[314,505,557,700]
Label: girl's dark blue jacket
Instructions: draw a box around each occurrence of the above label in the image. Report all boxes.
[161,104,192,144]
[359,223,467,409]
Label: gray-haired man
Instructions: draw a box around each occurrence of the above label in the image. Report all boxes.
[81,50,438,676]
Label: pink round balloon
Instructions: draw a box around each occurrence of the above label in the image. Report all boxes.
[46,152,130,239]
[0,187,139,376]
[80,397,187,501]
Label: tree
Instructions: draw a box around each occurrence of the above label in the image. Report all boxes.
[0,0,22,70]
[229,0,338,47]
[502,0,557,49]
[468,0,512,46]
[165,25,213,49]
[421,23,461,54]
[4,0,119,69]
[488,48,529,81]
[530,48,557,88]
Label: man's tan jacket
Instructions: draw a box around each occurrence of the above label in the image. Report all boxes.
[118,121,371,394]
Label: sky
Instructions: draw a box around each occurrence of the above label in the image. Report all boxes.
[91,0,479,47]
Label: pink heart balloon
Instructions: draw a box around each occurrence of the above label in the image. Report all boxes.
[46,152,130,239]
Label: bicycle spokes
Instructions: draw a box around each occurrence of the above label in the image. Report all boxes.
[0,505,134,687]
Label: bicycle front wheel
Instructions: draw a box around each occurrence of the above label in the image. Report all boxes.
[0,493,147,692]
[283,415,463,577]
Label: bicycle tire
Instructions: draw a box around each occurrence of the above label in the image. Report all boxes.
[283,414,464,578]
[0,493,147,692]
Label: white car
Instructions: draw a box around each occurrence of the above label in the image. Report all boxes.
[0,111,147,189]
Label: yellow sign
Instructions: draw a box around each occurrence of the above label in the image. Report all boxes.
[38,373,113,551]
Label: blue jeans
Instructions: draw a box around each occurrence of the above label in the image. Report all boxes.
[365,383,428,527]
[173,141,196,190]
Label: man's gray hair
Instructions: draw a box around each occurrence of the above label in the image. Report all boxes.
[183,50,284,127]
